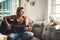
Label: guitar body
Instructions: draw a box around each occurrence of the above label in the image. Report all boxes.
[1,18,26,35]
[1,19,15,35]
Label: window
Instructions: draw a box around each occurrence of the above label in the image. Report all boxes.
[0,0,19,23]
[2,0,12,16]
[48,0,60,19]
[0,0,19,16]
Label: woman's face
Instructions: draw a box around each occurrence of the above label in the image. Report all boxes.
[18,9,24,16]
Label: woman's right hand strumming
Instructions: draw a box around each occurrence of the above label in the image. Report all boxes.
[6,23,11,30]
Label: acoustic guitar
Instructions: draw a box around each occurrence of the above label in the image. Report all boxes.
[0,19,28,35]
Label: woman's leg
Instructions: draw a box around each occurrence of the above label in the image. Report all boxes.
[8,33,19,40]
[21,31,34,40]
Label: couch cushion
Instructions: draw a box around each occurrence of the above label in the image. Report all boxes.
[32,24,44,39]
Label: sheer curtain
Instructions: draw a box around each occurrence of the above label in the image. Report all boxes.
[48,0,60,19]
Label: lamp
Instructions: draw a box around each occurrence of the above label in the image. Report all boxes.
[30,1,35,6]
[25,0,29,3]
[24,0,35,6]
[24,0,29,4]
[29,0,35,6]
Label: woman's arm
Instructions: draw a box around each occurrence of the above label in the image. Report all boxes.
[25,17,33,25]
[3,15,15,30]
[25,17,29,25]
[25,17,33,31]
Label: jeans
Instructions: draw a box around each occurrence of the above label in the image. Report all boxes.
[21,31,33,40]
[9,31,33,40]
[8,33,19,40]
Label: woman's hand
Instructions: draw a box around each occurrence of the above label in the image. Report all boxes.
[24,27,29,31]
[6,23,11,30]
[24,25,32,31]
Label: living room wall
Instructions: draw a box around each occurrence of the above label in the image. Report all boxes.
[21,0,48,24]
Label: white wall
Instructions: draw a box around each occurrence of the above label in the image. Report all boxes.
[21,0,48,23]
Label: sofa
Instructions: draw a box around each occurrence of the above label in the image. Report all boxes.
[32,23,44,40]
[1,20,60,40]
[42,24,60,40]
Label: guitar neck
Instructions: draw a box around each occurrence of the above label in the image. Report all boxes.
[11,25,29,27]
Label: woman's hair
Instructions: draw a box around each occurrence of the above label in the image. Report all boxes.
[16,7,24,15]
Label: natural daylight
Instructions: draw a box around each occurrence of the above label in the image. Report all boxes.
[0,0,60,40]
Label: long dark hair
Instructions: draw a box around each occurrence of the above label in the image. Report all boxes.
[16,7,24,16]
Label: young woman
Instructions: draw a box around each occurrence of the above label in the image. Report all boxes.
[3,7,34,40]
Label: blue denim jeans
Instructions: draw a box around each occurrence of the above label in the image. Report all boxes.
[21,31,33,40]
[9,31,33,40]
[9,33,19,40]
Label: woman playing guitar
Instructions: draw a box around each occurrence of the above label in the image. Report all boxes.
[3,7,34,40]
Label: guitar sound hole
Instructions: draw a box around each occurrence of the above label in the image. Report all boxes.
[10,19,14,21]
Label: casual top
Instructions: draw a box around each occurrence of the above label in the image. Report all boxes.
[7,15,26,34]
